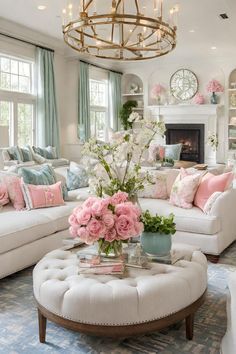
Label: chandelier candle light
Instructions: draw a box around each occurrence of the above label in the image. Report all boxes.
[62,0,178,61]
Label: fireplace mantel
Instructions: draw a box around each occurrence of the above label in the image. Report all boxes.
[147,104,223,116]
[147,104,225,165]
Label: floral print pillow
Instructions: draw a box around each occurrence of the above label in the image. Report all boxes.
[170,168,202,209]
[138,171,168,200]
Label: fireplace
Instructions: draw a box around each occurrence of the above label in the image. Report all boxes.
[165,124,205,163]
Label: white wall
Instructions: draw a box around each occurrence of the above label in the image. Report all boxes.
[121,57,236,163]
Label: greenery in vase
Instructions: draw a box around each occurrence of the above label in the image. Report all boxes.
[98,239,123,257]
[83,119,166,198]
[162,157,175,166]
[119,100,138,130]
[141,210,176,235]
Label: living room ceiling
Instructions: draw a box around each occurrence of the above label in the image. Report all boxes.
[0,0,235,69]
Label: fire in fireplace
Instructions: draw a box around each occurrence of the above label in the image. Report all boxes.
[165,124,205,163]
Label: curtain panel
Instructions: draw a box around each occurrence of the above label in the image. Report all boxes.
[36,47,60,153]
[78,61,90,141]
[109,71,122,131]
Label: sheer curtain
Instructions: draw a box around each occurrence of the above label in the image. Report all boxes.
[109,71,122,131]
[36,47,60,153]
[78,61,90,141]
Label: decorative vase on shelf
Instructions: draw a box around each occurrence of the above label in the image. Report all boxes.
[140,232,172,257]
[211,92,218,104]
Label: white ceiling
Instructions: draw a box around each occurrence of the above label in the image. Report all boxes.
[0,0,236,70]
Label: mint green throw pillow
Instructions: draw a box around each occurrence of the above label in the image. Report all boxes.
[164,144,182,161]
[19,165,56,185]
[19,164,68,200]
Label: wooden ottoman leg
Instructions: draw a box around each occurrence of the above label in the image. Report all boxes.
[38,308,47,343]
[185,313,194,340]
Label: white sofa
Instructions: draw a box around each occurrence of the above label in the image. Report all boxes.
[1,167,236,279]
[221,271,236,354]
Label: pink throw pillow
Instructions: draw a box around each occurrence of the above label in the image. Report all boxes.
[21,180,65,209]
[1,175,25,210]
[169,168,202,209]
[194,172,234,211]
[148,143,165,162]
[0,184,9,206]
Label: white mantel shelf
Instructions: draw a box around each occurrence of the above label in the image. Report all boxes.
[148,104,223,116]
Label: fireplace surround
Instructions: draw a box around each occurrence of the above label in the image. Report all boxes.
[165,124,205,163]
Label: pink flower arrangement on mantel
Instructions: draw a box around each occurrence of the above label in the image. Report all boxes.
[193,93,205,105]
[151,84,165,98]
[206,79,224,93]
[69,192,143,256]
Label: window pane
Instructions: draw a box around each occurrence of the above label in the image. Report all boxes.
[1,57,10,72]
[90,110,106,141]
[19,62,30,76]
[0,101,11,146]
[17,103,33,146]
[0,56,33,93]
[89,79,106,106]
[11,60,18,74]
[11,74,19,91]
[1,72,11,90]
[19,76,30,93]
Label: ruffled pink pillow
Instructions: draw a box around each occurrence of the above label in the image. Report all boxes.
[170,168,202,209]
[1,175,25,210]
[21,180,65,210]
[0,184,9,206]
[194,172,234,211]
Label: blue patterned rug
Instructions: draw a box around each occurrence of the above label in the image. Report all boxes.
[1,243,236,354]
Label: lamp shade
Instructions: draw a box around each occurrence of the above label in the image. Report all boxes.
[0,126,9,147]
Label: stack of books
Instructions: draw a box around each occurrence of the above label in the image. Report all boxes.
[78,254,125,275]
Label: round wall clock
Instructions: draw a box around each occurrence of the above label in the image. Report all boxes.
[170,69,198,101]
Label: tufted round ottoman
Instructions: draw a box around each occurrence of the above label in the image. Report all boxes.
[33,245,208,342]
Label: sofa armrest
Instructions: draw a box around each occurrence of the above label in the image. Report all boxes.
[209,189,236,252]
[209,189,236,217]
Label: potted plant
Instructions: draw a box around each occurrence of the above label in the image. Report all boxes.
[119,100,138,130]
[140,210,176,256]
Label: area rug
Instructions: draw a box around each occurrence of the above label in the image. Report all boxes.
[0,243,236,354]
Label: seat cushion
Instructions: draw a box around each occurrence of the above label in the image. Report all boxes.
[139,198,221,235]
[0,201,79,254]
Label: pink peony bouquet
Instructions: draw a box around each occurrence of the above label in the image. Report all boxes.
[193,93,205,105]
[69,192,144,249]
[151,84,165,98]
[206,79,224,93]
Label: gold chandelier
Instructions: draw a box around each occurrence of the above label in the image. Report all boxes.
[62,0,178,61]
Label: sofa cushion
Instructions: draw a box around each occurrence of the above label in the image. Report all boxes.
[0,201,80,254]
[139,198,220,235]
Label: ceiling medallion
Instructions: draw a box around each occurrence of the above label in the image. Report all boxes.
[62,0,178,61]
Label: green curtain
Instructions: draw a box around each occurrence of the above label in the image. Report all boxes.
[36,47,60,153]
[109,71,122,131]
[79,61,90,141]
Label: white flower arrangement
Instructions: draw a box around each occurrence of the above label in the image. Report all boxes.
[207,132,219,151]
[128,112,141,123]
[83,119,166,198]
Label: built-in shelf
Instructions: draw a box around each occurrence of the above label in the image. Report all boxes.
[228,88,236,92]
[122,93,143,97]
[229,107,236,110]
[228,137,236,140]
[132,107,144,111]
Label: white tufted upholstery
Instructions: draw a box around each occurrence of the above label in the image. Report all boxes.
[33,246,207,326]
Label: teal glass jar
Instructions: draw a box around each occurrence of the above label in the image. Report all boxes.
[140,232,172,256]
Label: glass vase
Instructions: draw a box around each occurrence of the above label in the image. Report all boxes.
[97,239,123,258]
[211,92,218,104]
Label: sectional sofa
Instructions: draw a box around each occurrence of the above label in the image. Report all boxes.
[1,167,236,279]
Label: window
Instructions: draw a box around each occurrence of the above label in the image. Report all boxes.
[89,77,108,141]
[0,54,35,147]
